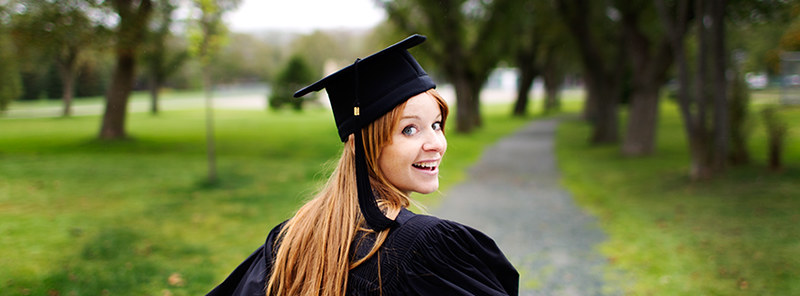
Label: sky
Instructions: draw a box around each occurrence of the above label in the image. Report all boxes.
[225,0,387,33]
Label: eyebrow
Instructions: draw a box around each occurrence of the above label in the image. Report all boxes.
[400,114,442,120]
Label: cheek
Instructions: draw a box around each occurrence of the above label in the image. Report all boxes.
[378,144,402,174]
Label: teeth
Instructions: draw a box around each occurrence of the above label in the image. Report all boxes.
[413,162,438,169]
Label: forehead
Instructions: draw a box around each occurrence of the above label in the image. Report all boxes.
[401,92,441,118]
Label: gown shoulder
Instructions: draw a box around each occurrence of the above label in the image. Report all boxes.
[205,222,285,296]
[349,212,519,295]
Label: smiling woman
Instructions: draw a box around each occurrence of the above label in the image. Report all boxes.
[206,35,518,295]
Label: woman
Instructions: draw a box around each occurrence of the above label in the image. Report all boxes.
[207,35,518,295]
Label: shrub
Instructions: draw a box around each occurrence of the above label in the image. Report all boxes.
[269,54,315,111]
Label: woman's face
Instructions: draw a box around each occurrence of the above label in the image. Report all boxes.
[378,92,447,195]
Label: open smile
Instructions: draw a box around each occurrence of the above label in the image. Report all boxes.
[412,161,439,172]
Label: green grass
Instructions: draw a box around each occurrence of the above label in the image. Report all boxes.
[556,99,800,295]
[0,99,534,295]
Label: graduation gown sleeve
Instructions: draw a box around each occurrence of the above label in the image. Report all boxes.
[396,215,519,295]
[206,222,284,296]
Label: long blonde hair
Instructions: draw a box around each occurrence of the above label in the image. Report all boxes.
[266,89,449,295]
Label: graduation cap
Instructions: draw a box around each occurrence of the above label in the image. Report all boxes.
[294,34,436,231]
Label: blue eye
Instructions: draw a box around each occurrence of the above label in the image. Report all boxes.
[402,126,418,136]
[432,122,442,131]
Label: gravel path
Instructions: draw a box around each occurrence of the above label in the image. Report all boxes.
[433,118,615,296]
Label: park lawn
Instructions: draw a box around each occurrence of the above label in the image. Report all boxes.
[0,101,533,295]
[557,101,800,295]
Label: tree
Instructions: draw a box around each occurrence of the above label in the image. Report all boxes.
[508,0,543,117]
[142,0,187,115]
[541,44,569,114]
[269,54,316,110]
[654,0,797,179]
[11,0,105,116]
[99,0,154,139]
[728,0,797,75]
[189,0,241,183]
[727,69,750,165]
[0,21,22,112]
[380,0,517,132]
[655,0,728,180]
[214,33,280,84]
[617,0,674,156]
[509,0,574,117]
[762,107,788,172]
[289,31,345,78]
[556,0,627,144]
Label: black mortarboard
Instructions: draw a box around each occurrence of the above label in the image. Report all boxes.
[293,34,436,231]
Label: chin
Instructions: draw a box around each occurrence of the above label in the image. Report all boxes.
[412,183,439,195]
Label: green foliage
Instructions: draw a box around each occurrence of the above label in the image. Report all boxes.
[44,63,63,100]
[10,0,108,104]
[213,33,279,84]
[780,19,800,51]
[557,97,800,295]
[727,1,799,74]
[0,96,531,294]
[381,0,519,132]
[189,0,241,67]
[269,54,315,111]
[75,56,113,98]
[141,0,188,89]
[289,31,343,77]
[0,28,22,111]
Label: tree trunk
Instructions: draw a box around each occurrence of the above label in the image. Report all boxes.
[622,85,659,155]
[685,0,717,179]
[542,49,562,114]
[149,77,160,114]
[99,50,135,139]
[513,63,537,117]
[99,0,152,140]
[655,0,717,180]
[590,80,620,144]
[767,130,783,172]
[695,0,709,134]
[57,48,79,117]
[542,78,561,114]
[469,81,482,128]
[58,65,75,117]
[582,73,599,122]
[454,75,481,133]
[555,0,622,144]
[203,69,217,183]
[512,39,539,117]
[619,5,675,157]
[582,62,621,144]
[689,130,714,180]
[710,0,728,172]
[728,72,750,165]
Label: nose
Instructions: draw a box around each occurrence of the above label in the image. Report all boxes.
[422,130,446,152]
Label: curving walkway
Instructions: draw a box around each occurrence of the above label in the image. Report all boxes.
[433,118,615,296]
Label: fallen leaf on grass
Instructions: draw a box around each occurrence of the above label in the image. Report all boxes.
[168,273,185,287]
[739,278,749,290]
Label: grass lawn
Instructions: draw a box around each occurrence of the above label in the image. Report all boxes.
[556,98,800,295]
[0,98,535,295]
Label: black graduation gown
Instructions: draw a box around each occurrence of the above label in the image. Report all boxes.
[206,209,519,295]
